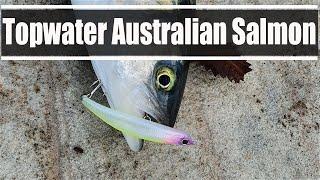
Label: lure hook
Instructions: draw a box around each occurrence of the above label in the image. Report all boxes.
[90,79,100,88]
[87,79,102,99]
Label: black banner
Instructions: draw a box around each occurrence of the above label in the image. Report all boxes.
[1,8,318,57]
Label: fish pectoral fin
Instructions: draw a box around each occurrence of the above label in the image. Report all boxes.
[123,133,144,152]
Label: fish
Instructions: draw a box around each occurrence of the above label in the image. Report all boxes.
[88,60,250,151]
[72,0,252,151]
[90,60,190,151]
[71,0,196,152]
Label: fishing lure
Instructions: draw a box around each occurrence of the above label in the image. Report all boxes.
[82,95,194,146]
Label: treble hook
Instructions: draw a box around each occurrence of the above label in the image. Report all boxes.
[87,79,102,99]
[90,79,100,88]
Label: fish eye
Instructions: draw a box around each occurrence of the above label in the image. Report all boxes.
[156,67,176,91]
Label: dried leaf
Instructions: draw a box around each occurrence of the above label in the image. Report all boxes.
[194,61,252,83]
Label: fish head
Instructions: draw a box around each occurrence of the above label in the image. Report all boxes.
[127,60,189,127]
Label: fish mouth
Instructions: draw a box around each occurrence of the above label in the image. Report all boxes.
[142,112,169,126]
[142,112,158,122]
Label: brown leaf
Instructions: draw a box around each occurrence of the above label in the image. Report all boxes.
[194,61,252,83]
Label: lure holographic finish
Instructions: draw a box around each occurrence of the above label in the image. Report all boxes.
[82,95,194,145]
